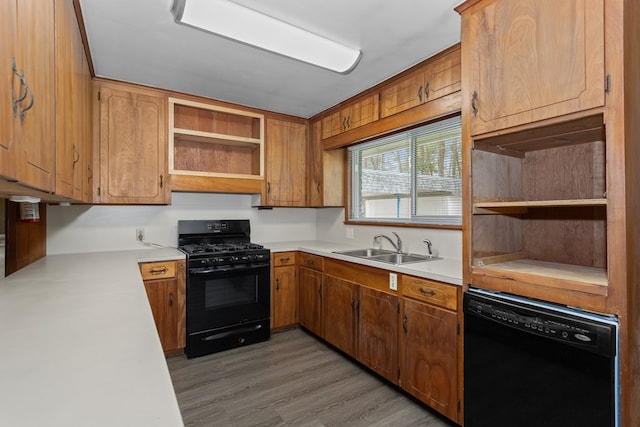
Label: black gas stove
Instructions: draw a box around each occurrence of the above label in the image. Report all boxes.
[177,219,271,358]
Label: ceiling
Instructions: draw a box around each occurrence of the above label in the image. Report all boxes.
[78,0,462,119]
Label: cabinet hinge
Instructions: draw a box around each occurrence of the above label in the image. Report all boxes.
[97,91,101,101]
[397,368,401,382]
[97,186,101,196]
[458,400,461,413]
[397,302,400,314]
[605,74,611,93]
[457,322,460,335]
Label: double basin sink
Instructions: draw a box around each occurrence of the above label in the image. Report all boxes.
[333,248,440,265]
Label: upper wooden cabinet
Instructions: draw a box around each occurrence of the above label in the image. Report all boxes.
[380,46,461,119]
[307,120,344,207]
[55,0,93,202]
[321,94,379,139]
[168,97,265,194]
[263,118,307,206]
[458,0,605,136]
[95,81,169,204]
[0,0,55,192]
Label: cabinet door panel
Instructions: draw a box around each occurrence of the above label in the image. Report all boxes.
[401,297,458,421]
[299,266,323,337]
[380,69,426,118]
[98,84,167,204]
[467,0,604,135]
[0,0,18,179]
[265,119,306,206]
[358,287,398,384]
[323,275,357,358]
[273,265,298,329]
[144,278,179,353]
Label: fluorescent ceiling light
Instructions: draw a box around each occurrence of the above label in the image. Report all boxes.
[170,0,361,74]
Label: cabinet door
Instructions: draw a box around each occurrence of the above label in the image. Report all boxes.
[307,120,344,207]
[358,287,398,384]
[323,275,358,358]
[465,0,604,135]
[272,264,298,329]
[341,94,379,131]
[299,266,323,337]
[425,47,461,103]
[321,110,342,139]
[380,68,426,119]
[265,118,307,206]
[144,278,181,353]
[97,83,168,204]
[0,0,18,179]
[401,297,458,422]
[307,120,323,206]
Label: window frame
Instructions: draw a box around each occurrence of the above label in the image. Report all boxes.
[346,115,462,229]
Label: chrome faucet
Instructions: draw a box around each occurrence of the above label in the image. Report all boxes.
[373,232,403,253]
[423,238,433,257]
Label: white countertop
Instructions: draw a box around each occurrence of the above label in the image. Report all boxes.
[261,240,463,286]
[0,248,185,427]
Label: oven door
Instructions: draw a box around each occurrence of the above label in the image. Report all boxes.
[187,263,270,334]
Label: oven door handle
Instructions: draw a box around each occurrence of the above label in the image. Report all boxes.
[201,324,263,341]
[190,263,270,275]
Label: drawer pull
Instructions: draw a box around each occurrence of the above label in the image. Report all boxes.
[279,257,290,262]
[419,288,436,296]
[149,267,168,275]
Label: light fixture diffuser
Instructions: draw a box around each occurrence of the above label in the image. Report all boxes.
[170,0,361,74]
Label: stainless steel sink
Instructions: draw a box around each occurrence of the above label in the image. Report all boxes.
[369,252,439,265]
[333,248,396,258]
[333,248,440,265]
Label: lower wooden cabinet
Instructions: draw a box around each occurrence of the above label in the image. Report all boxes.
[298,254,324,337]
[400,276,460,422]
[139,260,186,356]
[272,252,298,329]
[323,275,358,358]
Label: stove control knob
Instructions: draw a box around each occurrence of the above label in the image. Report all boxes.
[231,256,240,263]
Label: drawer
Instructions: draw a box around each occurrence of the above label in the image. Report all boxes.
[139,261,177,280]
[402,275,457,310]
[273,252,297,267]
[298,252,323,271]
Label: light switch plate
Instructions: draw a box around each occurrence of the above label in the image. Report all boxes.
[346,227,354,239]
[389,273,398,291]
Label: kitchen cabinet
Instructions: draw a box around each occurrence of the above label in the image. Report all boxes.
[263,118,307,206]
[323,258,399,383]
[0,0,55,192]
[380,45,460,119]
[323,275,358,358]
[458,0,604,136]
[321,94,379,139]
[400,275,459,422]
[95,81,169,204]
[55,0,93,202]
[168,97,264,194]
[140,260,186,356]
[298,252,324,337]
[271,252,298,330]
[307,119,344,207]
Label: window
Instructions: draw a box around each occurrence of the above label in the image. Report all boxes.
[348,115,462,226]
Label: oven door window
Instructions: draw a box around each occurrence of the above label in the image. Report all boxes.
[187,266,270,332]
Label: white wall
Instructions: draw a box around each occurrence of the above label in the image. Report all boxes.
[315,208,462,260]
[46,192,462,259]
[46,192,318,254]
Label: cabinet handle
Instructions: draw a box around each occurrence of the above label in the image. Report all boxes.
[471,90,479,117]
[402,314,408,333]
[276,278,280,291]
[72,145,80,168]
[159,174,164,189]
[419,288,436,296]
[267,182,271,194]
[279,257,290,263]
[342,116,348,130]
[169,292,173,307]
[19,83,34,124]
[424,81,430,101]
[318,287,322,298]
[149,267,168,275]
[316,182,321,194]
[417,84,423,103]
[308,260,314,266]
[346,115,351,129]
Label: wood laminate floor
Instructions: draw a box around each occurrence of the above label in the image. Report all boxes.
[167,328,457,427]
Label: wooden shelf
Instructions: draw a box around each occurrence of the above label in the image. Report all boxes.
[174,129,261,147]
[472,256,608,295]
[473,198,607,214]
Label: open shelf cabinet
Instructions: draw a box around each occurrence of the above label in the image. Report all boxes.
[469,114,608,301]
[168,98,264,180]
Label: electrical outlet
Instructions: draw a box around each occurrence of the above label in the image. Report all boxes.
[136,228,145,242]
[346,227,354,239]
[389,273,398,291]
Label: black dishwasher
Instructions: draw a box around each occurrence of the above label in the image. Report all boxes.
[464,288,619,427]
